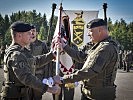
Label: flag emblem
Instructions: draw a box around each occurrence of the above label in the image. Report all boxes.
[71,11,85,46]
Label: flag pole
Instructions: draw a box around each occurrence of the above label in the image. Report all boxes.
[55,3,63,75]
[54,3,63,100]
[47,3,57,47]
[103,3,108,25]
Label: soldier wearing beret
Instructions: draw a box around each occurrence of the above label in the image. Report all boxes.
[53,19,119,100]
[26,25,50,100]
[0,21,60,100]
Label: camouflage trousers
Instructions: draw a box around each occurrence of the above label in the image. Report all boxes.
[81,86,116,100]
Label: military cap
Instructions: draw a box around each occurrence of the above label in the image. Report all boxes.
[10,21,32,32]
[87,18,106,29]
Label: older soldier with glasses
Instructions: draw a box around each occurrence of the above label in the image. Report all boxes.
[53,18,119,100]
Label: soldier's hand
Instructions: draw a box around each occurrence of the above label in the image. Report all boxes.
[47,84,61,95]
[53,75,63,84]
[52,36,67,50]
[60,37,67,48]
[42,77,54,87]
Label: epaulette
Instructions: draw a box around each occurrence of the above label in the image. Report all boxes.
[102,38,118,47]
[4,45,22,66]
[5,45,22,56]
[101,41,110,45]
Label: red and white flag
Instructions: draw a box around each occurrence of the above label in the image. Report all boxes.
[52,8,98,75]
[52,8,75,75]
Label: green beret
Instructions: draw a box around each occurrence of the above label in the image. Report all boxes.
[87,19,106,29]
[10,21,32,32]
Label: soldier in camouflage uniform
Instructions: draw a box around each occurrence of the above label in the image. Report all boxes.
[123,50,127,71]
[124,50,132,72]
[27,25,49,100]
[53,19,119,100]
[0,21,61,100]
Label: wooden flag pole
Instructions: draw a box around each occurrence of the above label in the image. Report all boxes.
[54,3,63,100]
[55,3,63,75]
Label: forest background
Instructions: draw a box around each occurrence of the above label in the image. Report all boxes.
[0,10,133,51]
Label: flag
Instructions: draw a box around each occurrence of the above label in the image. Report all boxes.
[53,9,99,75]
[62,10,99,48]
[52,8,75,75]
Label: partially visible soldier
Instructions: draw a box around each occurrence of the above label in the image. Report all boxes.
[125,50,133,72]
[123,50,127,71]
[0,21,61,100]
[53,19,119,100]
[26,25,49,100]
[118,50,123,69]
[0,45,6,67]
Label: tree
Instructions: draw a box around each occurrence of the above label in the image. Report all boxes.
[1,10,133,50]
[0,14,5,46]
[3,15,10,45]
[38,23,49,41]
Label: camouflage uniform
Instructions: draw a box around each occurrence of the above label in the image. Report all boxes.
[122,50,127,71]
[0,43,54,100]
[0,45,6,66]
[27,39,49,100]
[125,50,132,72]
[118,50,123,69]
[63,37,119,100]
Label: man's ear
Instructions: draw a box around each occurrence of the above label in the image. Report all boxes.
[98,27,104,34]
[97,27,101,34]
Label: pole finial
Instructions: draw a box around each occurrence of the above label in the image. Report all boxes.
[103,3,108,25]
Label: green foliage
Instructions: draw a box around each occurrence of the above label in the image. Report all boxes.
[38,24,45,40]
[4,29,11,45]
[108,18,133,50]
[0,10,133,51]
[0,10,58,47]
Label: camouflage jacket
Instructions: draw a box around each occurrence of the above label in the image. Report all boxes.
[3,43,54,93]
[28,39,49,76]
[63,37,119,88]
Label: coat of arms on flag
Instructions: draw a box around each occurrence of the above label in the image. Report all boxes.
[62,10,99,49]
[71,11,85,46]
